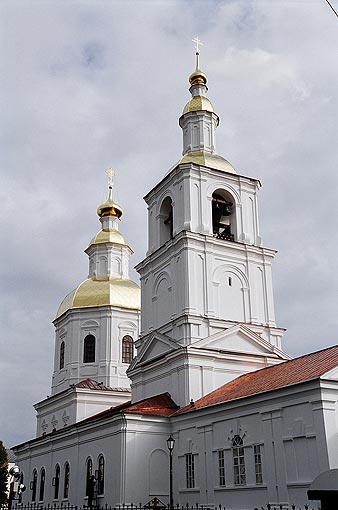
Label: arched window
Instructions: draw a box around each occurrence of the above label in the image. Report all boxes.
[39,467,45,501]
[122,335,134,364]
[53,464,60,500]
[83,335,95,363]
[85,458,93,496]
[63,462,70,499]
[232,435,246,485]
[98,455,105,495]
[159,196,173,245]
[31,469,37,502]
[212,190,234,241]
[59,341,65,370]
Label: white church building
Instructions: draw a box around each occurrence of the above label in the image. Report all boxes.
[13,50,338,510]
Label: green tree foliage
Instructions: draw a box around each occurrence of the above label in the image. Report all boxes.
[0,441,8,505]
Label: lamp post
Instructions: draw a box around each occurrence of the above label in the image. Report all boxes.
[167,435,175,509]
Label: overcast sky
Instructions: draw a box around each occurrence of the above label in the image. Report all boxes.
[1,0,337,448]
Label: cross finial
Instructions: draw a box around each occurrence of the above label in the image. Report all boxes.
[105,167,116,189]
[192,36,203,54]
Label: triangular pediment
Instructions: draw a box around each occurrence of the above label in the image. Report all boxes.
[190,324,290,359]
[135,331,180,365]
[321,365,338,380]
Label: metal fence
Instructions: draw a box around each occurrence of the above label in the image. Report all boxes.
[1,504,321,510]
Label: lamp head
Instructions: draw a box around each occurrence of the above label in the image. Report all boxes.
[167,435,175,452]
[10,465,21,479]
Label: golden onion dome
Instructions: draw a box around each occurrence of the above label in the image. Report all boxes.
[56,278,141,319]
[189,68,207,86]
[182,95,214,115]
[97,196,123,219]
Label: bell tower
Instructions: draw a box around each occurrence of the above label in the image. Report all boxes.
[128,46,290,407]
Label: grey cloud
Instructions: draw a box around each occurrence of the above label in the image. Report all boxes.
[1,0,337,447]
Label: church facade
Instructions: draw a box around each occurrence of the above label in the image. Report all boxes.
[13,51,338,510]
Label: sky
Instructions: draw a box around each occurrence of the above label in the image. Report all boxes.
[0,0,337,448]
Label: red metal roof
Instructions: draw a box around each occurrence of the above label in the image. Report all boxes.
[80,392,179,425]
[74,378,130,392]
[125,393,179,416]
[176,344,338,415]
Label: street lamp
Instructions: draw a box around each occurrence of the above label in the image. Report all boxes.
[8,465,26,510]
[167,435,175,509]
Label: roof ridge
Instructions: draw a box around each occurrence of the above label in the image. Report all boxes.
[229,343,338,382]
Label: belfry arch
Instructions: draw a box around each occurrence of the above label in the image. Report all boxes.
[211,188,236,241]
[159,196,173,245]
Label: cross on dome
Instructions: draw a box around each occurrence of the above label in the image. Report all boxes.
[192,36,203,54]
[189,37,207,86]
[97,167,123,219]
[105,167,117,190]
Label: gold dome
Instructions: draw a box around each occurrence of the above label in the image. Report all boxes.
[56,278,141,319]
[88,229,127,248]
[166,151,236,176]
[182,95,214,115]
[189,68,207,86]
[97,197,123,219]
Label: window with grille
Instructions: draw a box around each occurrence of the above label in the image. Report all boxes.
[59,341,65,369]
[39,468,45,501]
[232,435,246,485]
[98,455,105,495]
[254,445,263,484]
[218,449,226,486]
[64,462,70,499]
[122,335,134,364]
[83,335,95,363]
[185,453,195,488]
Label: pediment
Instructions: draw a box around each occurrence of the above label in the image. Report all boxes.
[190,324,287,359]
[321,365,338,380]
[135,331,179,365]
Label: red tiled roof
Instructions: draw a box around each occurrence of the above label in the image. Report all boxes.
[176,344,338,415]
[80,392,179,425]
[125,393,179,416]
[74,379,130,392]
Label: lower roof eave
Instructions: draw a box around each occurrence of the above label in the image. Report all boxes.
[172,377,323,421]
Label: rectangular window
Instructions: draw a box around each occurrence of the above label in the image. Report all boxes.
[218,449,226,486]
[233,446,246,485]
[254,445,263,484]
[185,453,195,488]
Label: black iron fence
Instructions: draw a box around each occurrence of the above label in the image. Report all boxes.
[1,504,321,510]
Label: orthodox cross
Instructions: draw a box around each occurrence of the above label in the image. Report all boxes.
[192,36,203,54]
[105,167,117,190]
